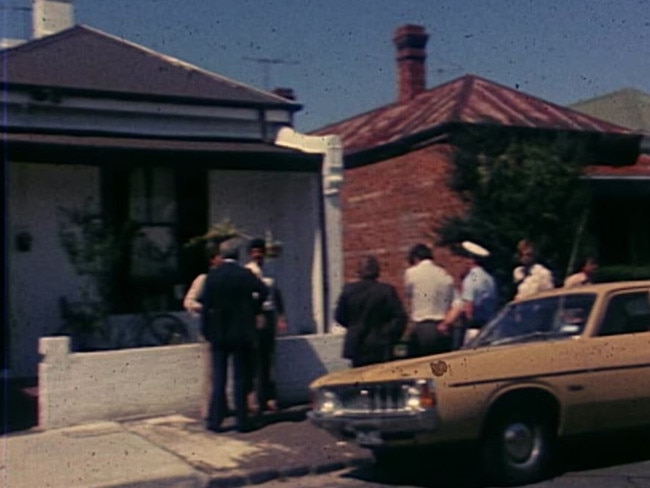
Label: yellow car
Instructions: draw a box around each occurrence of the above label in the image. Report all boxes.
[309,281,650,485]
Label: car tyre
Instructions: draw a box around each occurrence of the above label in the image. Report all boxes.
[481,405,557,486]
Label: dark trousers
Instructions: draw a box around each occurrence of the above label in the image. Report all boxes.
[409,320,451,357]
[254,313,277,409]
[207,342,254,431]
[451,324,466,350]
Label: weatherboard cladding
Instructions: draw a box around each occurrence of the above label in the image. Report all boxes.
[313,75,631,153]
[3,25,298,108]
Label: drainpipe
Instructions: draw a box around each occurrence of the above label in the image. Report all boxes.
[275,127,343,334]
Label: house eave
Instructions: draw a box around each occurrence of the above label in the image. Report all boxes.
[5,132,322,172]
[344,123,644,169]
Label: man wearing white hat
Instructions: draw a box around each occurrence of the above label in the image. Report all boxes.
[442,241,498,349]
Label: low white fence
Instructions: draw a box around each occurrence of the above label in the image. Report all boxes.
[38,333,347,429]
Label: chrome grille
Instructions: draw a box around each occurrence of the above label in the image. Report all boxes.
[335,382,409,413]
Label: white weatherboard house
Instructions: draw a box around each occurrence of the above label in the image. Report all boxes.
[4,24,344,383]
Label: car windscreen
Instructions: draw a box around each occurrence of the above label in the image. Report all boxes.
[469,293,597,348]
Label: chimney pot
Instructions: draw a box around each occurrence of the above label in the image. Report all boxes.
[272,87,296,101]
[393,24,429,103]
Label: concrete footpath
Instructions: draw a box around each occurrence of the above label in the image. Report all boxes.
[0,406,371,488]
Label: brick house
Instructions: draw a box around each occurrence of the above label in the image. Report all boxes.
[313,24,648,292]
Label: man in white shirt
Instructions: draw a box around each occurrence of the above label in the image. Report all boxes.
[245,238,287,413]
[403,243,455,357]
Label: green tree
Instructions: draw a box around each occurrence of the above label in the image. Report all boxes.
[438,127,594,301]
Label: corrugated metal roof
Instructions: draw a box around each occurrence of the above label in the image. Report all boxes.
[2,25,299,108]
[313,75,632,153]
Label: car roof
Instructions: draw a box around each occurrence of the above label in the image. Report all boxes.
[512,280,650,304]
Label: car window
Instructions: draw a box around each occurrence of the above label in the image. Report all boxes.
[472,293,596,347]
[598,291,650,336]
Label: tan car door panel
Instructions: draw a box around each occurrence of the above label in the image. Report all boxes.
[590,290,650,430]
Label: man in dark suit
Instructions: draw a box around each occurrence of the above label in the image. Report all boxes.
[201,238,268,433]
[335,255,407,367]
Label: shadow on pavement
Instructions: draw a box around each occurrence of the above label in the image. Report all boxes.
[560,428,650,474]
[343,429,650,488]
[343,445,484,488]
[255,404,309,428]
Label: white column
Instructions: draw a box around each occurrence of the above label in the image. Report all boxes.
[275,127,343,333]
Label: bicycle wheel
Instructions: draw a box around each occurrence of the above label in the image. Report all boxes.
[138,313,190,347]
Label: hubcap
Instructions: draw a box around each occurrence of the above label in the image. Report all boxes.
[503,422,537,463]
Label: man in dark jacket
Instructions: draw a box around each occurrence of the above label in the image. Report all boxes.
[201,238,268,433]
[335,255,407,367]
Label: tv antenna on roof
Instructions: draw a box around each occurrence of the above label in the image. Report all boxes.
[242,57,300,90]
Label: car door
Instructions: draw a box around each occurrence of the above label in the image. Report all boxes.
[588,289,650,430]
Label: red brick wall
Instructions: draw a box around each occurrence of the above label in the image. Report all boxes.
[341,144,467,297]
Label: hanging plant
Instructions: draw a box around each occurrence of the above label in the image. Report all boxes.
[185,219,283,258]
[184,218,246,248]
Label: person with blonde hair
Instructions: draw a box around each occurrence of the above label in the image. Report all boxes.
[513,239,554,300]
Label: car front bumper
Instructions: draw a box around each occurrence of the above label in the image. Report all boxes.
[308,408,438,447]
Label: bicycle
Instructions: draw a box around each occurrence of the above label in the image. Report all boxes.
[57,296,191,350]
[133,310,190,348]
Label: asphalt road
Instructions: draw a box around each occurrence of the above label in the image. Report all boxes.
[257,462,650,488]
[259,430,650,488]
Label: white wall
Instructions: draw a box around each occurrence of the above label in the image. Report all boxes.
[208,170,323,334]
[39,334,347,429]
[8,162,99,377]
[7,164,325,377]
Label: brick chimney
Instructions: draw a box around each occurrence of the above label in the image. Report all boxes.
[393,24,429,103]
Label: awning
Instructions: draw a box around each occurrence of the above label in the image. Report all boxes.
[5,132,322,172]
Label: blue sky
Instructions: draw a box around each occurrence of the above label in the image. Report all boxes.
[4,0,650,131]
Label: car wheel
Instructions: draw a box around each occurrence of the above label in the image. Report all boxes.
[482,406,557,485]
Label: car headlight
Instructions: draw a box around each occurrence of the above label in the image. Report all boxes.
[312,389,342,414]
[405,379,436,411]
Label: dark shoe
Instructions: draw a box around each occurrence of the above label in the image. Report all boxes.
[205,423,224,433]
[237,420,259,433]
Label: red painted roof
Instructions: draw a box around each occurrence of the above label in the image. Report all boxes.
[3,25,298,108]
[313,75,632,153]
